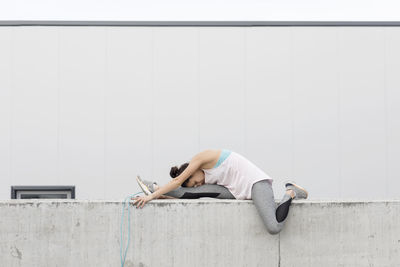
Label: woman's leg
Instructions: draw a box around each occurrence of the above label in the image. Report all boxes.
[164,184,235,199]
[251,179,293,235]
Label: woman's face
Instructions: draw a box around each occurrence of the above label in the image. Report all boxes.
[185,169,205,187]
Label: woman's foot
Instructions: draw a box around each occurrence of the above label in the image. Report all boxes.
[285,181,308,200]
[136,175,158,195]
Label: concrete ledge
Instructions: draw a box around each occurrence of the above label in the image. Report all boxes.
[1,199,399,267]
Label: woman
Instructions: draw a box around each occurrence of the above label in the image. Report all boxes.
[132,148,308,235]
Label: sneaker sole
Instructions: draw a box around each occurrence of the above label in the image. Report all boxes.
[136,175,151,195]
[285,181,309,199]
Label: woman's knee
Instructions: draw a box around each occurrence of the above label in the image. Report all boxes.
[257,213,282,235]
[265,222,282,235]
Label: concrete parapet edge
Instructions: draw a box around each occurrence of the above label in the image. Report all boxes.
[1,199,399,267]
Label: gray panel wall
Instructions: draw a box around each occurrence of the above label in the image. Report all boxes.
[0,26,399,200]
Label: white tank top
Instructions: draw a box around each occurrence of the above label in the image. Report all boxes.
[201,150,273,200]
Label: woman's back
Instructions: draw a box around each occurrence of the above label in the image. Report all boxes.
[201,149,273,200]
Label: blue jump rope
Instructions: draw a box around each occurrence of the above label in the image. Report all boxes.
[120,192,143,267]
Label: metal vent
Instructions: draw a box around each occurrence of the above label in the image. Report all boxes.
[11,186,75,199]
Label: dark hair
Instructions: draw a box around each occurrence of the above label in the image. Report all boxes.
[170,162,191,187]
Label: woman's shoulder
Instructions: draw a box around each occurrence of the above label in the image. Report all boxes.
[196,149,220,159]
[194,149,222,168]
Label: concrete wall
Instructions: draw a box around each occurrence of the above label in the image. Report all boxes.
[1,26,400,200]
[1,199,399,267]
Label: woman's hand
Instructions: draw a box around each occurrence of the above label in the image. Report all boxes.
[131,194,154,209]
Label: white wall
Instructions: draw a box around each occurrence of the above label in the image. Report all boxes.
[0,26,399,200]
[1,0,400,21]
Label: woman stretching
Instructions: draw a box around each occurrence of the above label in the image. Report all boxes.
[132,149,308,235]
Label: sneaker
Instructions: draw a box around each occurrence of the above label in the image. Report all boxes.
[285,181,308,200]
[142,179,158,193]
[136,175,152,195]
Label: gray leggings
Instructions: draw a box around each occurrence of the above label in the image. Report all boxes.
[164,179,291,235]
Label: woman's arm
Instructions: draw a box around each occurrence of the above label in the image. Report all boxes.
[149,155,204,199]
[157,194,177,199]
[133,149,216,208]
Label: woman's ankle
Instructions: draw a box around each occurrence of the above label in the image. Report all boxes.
[286,189,295,199]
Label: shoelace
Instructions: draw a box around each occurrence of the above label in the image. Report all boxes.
[120,192,143,267]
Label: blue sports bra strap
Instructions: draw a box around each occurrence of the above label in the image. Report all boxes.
[213,149,232,168]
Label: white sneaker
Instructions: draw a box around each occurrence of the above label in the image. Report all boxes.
[285,181,308,200]
[136,175,152,195]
